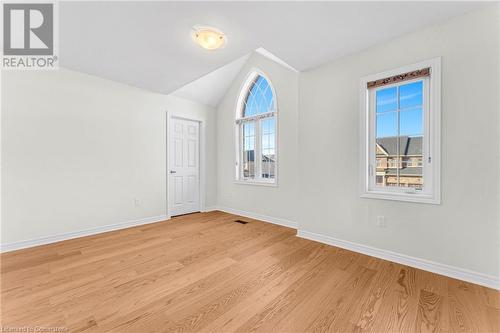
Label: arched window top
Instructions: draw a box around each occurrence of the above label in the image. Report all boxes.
[239,73,275,119]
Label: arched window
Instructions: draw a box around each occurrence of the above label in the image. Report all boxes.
[235,72,277,183]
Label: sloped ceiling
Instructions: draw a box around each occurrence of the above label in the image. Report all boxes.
[172,53,250,108]
[60,2,486,95]
[171,48,295,107]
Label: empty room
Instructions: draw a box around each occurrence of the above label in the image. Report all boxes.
[1,1,499,332]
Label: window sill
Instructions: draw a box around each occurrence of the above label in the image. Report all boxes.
[234,179,277,187]
[361,190,440,205]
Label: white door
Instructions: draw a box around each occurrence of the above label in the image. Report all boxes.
[169,118,200,216]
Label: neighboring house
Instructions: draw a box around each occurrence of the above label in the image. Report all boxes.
[243,150,275,179]
[376,136,423,188]
[260,154,275,179]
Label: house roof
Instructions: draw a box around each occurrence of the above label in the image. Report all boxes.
[376,136,422,156]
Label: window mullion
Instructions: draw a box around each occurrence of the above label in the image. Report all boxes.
[236,112,275,124]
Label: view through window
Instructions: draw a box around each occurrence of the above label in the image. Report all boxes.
[375,81,423,189]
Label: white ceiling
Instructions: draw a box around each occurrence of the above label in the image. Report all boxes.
[60,1,486,96]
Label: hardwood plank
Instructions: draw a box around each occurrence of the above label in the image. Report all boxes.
[304,265,377,332]
[348,260,401,332]
[414,289,444,333]
[486,306,500,332]
[369,266,421,332]
[448,279,493,332]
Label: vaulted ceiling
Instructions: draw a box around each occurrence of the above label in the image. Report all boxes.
[172,53,250,108]
[60,1,485,97]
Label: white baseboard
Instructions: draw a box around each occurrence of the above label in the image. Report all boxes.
[0,215,168,253]
[215,206,298,229]
[297,229,500,290]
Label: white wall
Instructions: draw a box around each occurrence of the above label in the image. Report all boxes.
[1,68,216,245]
[298,6,499,278]
[216,53,299,225]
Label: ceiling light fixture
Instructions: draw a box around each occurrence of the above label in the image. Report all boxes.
[191,26,226,50]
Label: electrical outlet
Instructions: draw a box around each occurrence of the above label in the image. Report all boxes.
[376,216,387,228]
[134,198,142,207]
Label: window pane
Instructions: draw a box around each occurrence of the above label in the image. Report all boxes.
[376,112,397,138]
[242,122,255,178]
[375,83,424,190]
[261,117,275,179]
[376,87,397,113]
[400,107,423,136]
[399,136,423,189]
[400,99,423,189]
[264,86,274,111]
[245,91,258,117]
[399,81,423,109]
[243,75,274,117]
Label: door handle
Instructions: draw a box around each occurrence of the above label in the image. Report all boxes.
[170,170,176,174]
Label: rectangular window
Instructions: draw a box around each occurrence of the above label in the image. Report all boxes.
[360,58,441,204]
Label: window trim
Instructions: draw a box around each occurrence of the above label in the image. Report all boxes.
[359,57,441,204]
[234,69,279,186]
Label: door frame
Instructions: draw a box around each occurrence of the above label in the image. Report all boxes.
[166,111,206,219]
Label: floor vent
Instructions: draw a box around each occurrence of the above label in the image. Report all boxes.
[234,219,249,224]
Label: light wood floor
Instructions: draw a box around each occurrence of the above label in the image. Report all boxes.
[1,211,498,332]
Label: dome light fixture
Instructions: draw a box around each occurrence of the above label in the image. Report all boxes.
[191,26,226,50]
